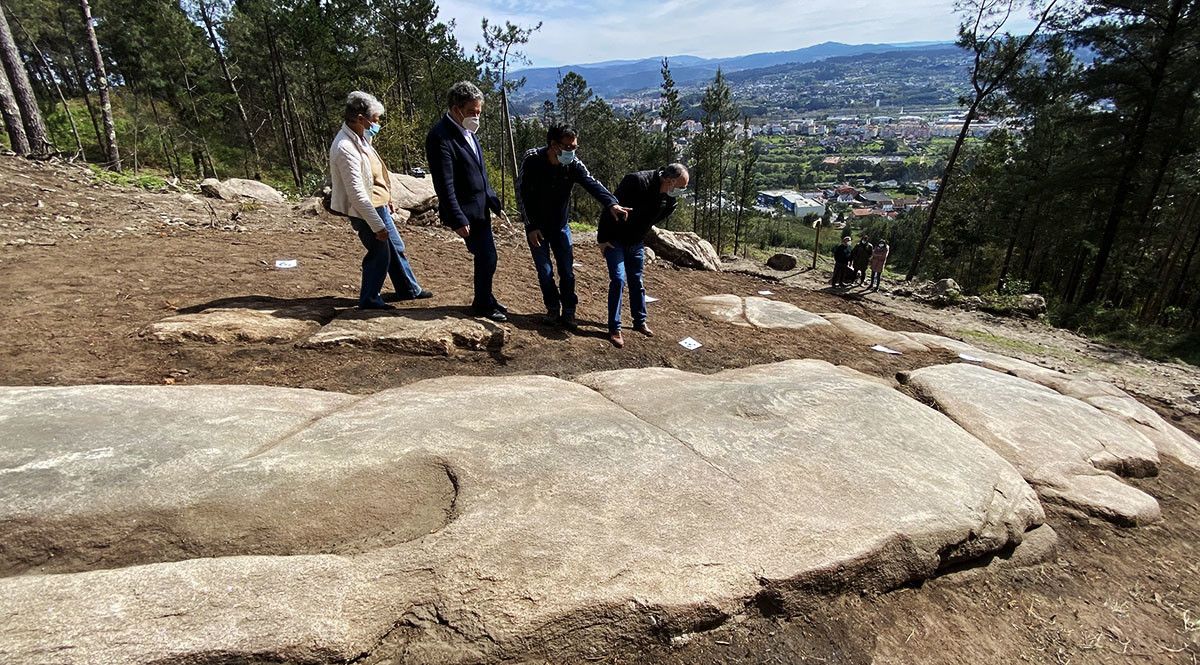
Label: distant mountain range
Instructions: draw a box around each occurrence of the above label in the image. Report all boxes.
[513,41,954,100]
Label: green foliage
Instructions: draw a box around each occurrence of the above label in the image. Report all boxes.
[87,164,167,191]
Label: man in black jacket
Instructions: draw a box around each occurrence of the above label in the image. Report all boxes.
[425,81,510,322]
[832,236,853,287]
[517,125,629,328]
[596,163,690,348]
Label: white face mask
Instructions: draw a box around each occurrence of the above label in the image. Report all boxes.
[462,115,481,133]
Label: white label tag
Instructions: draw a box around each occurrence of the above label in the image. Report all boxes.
[645,296,660,303]
[871,344,902,355]
[274,259,298,269]
[679,337,703,351]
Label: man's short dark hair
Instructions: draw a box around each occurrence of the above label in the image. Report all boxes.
[446,81,484,109]
[546,125,578,146]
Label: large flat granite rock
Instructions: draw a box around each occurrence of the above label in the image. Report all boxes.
[301,310,506,355]
[0,364,1043,663]
[140,303,337,344]
[690,294,831,330]
[902,363,1161,526]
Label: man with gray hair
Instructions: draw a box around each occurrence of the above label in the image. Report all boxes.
[596,163,689,348]
[329,91,430,309]
[425,80,510,322]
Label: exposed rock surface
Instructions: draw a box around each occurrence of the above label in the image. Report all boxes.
[389,172,437,213]
[199,177,284,204]
[819,312,930,353]
[646,227,722,271]
[301,310,506,355]
[0,362,1044,664]
[766,252,798,271]
[690,294,831,330]
[140,303,337,344]
[902,363,1161,526]
[904,332,1200,470]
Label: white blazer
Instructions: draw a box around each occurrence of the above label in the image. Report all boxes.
[328,124,386,232]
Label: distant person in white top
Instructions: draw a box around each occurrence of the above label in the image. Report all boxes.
[328,91,431,310]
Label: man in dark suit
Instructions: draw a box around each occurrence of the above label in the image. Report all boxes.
[425,81,510,322]
[596,163,689,348]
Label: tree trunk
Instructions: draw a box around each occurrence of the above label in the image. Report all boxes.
[265,19,301,189]
[0,1,49,154]
[57,6,102,151]
[1080,0,1185,305]
[12,13,83,159]
[195,0,261,179]
[0,63,29,153]
[79,0,119,170]
[501,87,519,208]
[907,98,979,280]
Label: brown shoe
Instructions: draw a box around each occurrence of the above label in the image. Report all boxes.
[609,331,625,348]
[633,322,654,337]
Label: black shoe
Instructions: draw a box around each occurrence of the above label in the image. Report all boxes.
[479,309,507,322]
[557,316,579,331]
[542,313,560,326]
[388,289,434,302]
[359,302,396,311]
[494,301,509,314]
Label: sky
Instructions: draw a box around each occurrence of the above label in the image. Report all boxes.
[437,0,1041,68]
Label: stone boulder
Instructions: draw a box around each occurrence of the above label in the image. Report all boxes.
[140,303,338,344]
[0,363,1045,663]
[644,246,657,262]
[200,177,284,204]
[645,227,722,271]
[389,172,438,213]
[766,252,798,271]
[902,363,1161,526]
[301,310,505,355]
[690,294,831,330]
[819,313,930,353]
[1017,293,1048,317]
[929,278,961,297]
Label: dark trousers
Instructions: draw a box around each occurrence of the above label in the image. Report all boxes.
[833,261,850,286]
[350,207,422,308]
[529,225,577,318]
[465,221,499,311]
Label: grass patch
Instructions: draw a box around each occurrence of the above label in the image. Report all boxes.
[88,164,168,192]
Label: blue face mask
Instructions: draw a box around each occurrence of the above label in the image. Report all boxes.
[364,122,381,140]
[557,148,576,165]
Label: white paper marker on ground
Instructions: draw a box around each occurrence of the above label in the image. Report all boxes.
[871,344,902,355]
[645,295,660,303]
[274,259,298,269]
[679,337,703,351]
[758,290,774,295]
[959,353,985,363]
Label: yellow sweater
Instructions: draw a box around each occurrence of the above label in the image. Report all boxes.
[367,147,391,208]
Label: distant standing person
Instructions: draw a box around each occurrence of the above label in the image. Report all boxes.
[869,240,890,291]
[517,124,629,329]
[850,235,872,286]
[328,91,431,310]
[597,163,690,349]
[832,236,852,288]
[425,81,510,322]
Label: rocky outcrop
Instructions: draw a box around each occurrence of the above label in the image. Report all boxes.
[901,363,1161,526]
[819,312,930,353]
[199,177,285,204]
[0,362,1044,663]
[646,227,722,271]
[301,310,506,355]
[389,172,437,213]
[690,294,831,330]
[140,303,337,344]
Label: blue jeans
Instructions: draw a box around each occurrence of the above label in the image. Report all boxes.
[350,206,422,308]
[603,242,646,333]
[529,225,576,318]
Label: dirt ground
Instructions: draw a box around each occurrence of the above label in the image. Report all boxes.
[1,156,1197,664]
